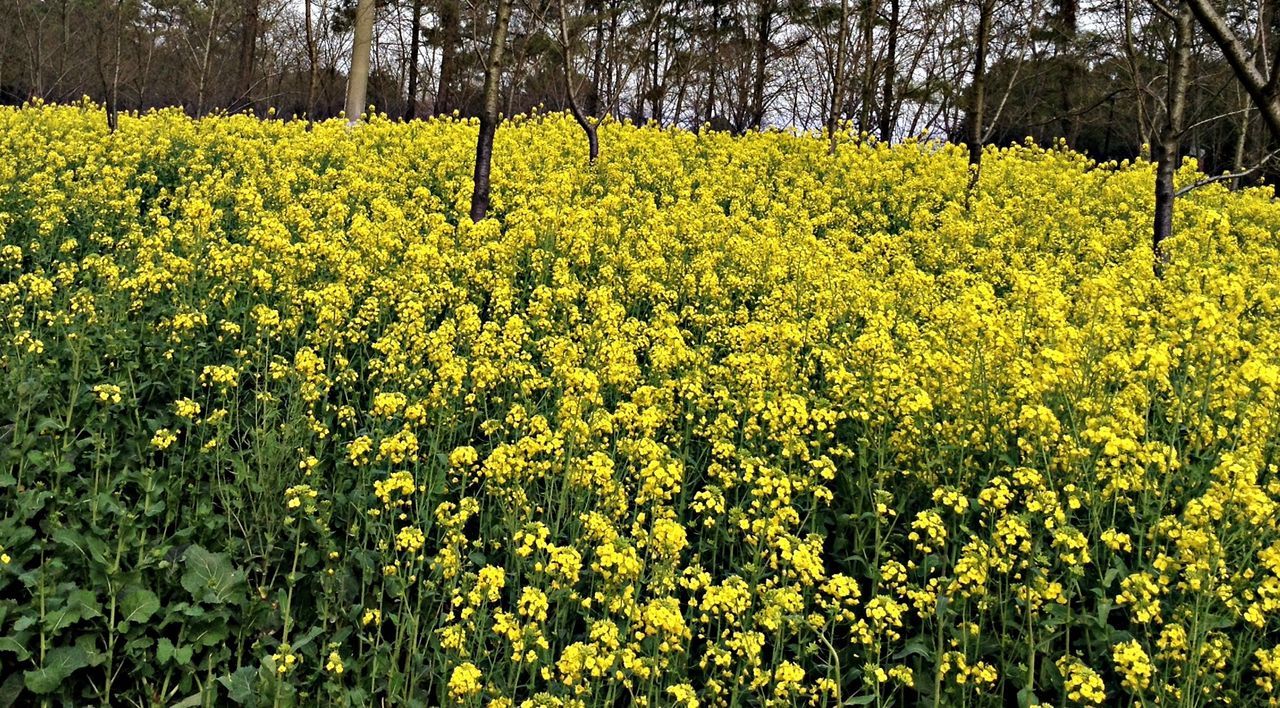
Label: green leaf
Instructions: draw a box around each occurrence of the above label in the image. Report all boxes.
[23,645,90,694]
[171,692,208,708]
[219,666,258,705]
[158,637,194,667]
[44,588,101,634]
[181,545,246,605]
[0,672,24,708]
[119,587,161,626]
[157,637,175,664]
[0,634,32,662]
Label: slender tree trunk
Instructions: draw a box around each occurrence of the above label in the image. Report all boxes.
[108,0,124,131]
[705,0,721,127]
[751,0,772,129]
[470,0,513,221]
[1153,2,1192,269]
[345,0,375,125]
[304,0,318,116]
[1056,0,1079,144]
[1232,96,1251,188]
[435,0,459,115]
[878,0,899,142]
[829,0,851,153]
[235,0,259,111]
[858,0,877,133]
[405,0,423,119]
[59,0,69,100]
[589,0,604,116]
[967,0,994,177]
[651,16,662,124]
[558,0,599,161]
[196,0,220,117]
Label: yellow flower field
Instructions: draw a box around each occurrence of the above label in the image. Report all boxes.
[2,104,1280,706]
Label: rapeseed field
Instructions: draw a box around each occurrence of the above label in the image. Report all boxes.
[3,104,1280,707]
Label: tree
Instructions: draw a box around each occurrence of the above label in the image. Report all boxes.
[968,0,995,178]
[470,0,514,222]
[828,0,851,153]
[234,0,259,111]
[1152,0,1192,268]
[558,0,600,162]
[344,0,375,125]
[878,0,899,142]
[405,0,423,119]
[435,0,460,114]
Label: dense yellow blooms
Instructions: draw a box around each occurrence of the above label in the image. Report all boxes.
[6,104,1280,706]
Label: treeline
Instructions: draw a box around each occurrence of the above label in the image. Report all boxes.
[1,0,1278,176]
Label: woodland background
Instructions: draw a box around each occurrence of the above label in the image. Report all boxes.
[2,0,1279,182]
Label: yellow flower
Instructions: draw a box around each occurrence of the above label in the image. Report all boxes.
[448,662,483,701]
[93,383,122,404]
[325,651,344,676]
[150,428,178,450]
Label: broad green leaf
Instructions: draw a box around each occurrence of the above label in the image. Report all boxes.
[23,645,90,694]
[181,545,245,605]
[157,637,175,664]
[219,666,258,705]
[119,587,160,626]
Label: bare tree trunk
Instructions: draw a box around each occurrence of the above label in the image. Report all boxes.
[858,0,877,133]
[967,0,994,176]
[344,0,375,125]
[1232,94,1251,188]
[196,0,220,117]
[305,0,318,116]
[705,0,721,126]
[405,0,423,119]
[651,15,662,124]
[1153,2,1192,269]
[751,0,772,129]
[436,0,459,115]
[470,0,513,221]
[829,0,851,154]
[234,0,259,111]
[108,0,125,131]
[558,0,599,161]
[878,0,899,142]
[589,0,604,116]
[1056,0,1079,144]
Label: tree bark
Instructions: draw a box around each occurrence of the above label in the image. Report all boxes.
[1056,0,1079,144]
[967,0,993,173]
[858,0,877,133]
[559,0,599,161]
[345,0,376,125]
[878,0,899,142]
[588,0,604,116]
[1153,2,1192,269]
[705,0,721,127]
[470,0,513,221]
[305,0,318,117]
[108,0,125,131]
[405,0,423,119]
[436,0,459,115]
[751,0,773,129]
[234,0,259,111]
[829,0,851,153]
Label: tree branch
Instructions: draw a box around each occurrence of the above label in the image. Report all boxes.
[1185,0,1280,142]
[1174,148,1280,197]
